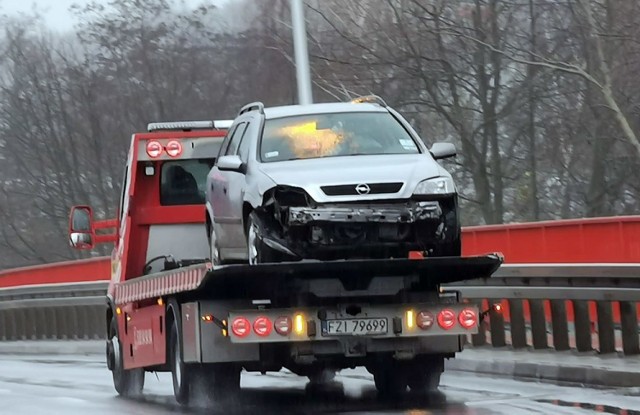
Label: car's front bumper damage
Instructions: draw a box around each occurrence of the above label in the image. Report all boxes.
[288,201,442,225]
[256,193,459,260]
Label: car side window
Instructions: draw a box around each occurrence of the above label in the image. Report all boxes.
[237,122,253,163]
[218,123,240,159]
[226,122,248,156]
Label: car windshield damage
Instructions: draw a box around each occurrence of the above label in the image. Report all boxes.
[260,112,420,162]
[160,159,215,206]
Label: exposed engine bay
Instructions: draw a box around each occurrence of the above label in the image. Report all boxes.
[254,186,460,261]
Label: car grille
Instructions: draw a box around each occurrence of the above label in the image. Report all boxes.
[321,182,404,196]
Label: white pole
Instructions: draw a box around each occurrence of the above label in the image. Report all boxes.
[291,0,313,104]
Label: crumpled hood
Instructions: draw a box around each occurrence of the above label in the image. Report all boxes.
[257,153,447,203]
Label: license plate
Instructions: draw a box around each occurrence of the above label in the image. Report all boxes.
[321,318,388,336]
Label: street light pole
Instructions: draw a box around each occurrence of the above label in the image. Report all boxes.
[290,0,313,105]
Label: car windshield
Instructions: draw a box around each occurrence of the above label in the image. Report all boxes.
[260,112,420,162]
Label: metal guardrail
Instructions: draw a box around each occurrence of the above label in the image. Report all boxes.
[0,282,107,341]
[448,264,640,356]
[0,264,638,357]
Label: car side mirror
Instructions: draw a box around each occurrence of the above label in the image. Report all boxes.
[429,142,457,160]
[217,155,245,173]
[68,206,95,250]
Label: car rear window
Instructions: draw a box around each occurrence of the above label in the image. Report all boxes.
[260,112,419,162]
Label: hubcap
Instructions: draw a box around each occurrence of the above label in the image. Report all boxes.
[248,222,259,265]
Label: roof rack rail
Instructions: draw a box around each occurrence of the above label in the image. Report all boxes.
[238,101,265,116]
[146,120,233,132]
[350,95,388,107]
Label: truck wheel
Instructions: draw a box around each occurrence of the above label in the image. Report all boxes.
[170,318,192,405]
[108,316,144,397]
[407,356,443,393]
[373,363,407,399]
[246,212,279,265]
[201,363,242,401]
[407,369,441,392]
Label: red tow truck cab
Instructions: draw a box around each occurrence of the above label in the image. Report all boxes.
[68,119,502,405]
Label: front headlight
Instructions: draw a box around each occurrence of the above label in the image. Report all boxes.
[413,177,456,195]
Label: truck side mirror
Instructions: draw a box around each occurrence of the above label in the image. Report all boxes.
[429,142,457,160]
[69,205,95,250]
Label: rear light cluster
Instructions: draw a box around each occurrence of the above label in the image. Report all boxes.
[146,140,183,158]
[231,315,293,338]
[415,308,478,331]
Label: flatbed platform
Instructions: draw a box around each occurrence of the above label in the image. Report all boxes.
[113,254,503,305]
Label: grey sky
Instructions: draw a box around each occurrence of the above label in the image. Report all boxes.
[1,0,231,32]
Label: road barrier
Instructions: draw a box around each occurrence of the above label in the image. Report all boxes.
[0,281,107,341]
[450,264,640,356]
[1,264,638,358]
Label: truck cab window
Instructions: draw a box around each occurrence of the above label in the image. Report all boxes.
[160,159,215,206]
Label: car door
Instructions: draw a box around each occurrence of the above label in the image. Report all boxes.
[209,122,243,253]
[221,121,251,253]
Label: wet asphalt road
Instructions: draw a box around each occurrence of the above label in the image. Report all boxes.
[1,354,639,415]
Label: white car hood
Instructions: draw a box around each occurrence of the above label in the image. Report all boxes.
[257,154,445,203]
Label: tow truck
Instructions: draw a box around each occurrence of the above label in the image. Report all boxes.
[67,119,502,405]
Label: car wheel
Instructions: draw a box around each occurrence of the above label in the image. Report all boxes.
[246,212,279,265]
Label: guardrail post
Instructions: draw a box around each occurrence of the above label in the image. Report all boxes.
[489,298,506,347]
[44,307,58,339]
[508,299,527,349]
[24,308,37,340]
[529,299,548,349]
[6,309,17,340]
[596,301,616,354]
[550,300,570,351]
[619,301,640,355]
[15,308,27,340]
[89,305,105,339]
[35,308,47,339]
[0,310,7,340]
[572,300,592,352]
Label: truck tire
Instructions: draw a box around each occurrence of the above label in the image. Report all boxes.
[170,308,241,406]
[170,317,193,405]
[407,356,443,393]
[246,212,280,265]
[373,363,407,399]
[407,369,441,392]
[108,316,144,397]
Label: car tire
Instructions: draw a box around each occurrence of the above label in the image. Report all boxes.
[108,315,144,397]
[246,212,280,265]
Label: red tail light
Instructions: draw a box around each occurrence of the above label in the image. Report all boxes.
[417,311,434,330]
[146,140,163,158]
[274,316,292,336]
[166,140,183,157]
[231,317,250,338]
[253,316,273,337]
[437,309,456,330]
[458,308,478,329]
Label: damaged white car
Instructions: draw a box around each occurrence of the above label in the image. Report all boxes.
[205,96,460,265]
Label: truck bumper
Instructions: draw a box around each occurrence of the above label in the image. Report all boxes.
[184,300,474,364]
